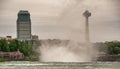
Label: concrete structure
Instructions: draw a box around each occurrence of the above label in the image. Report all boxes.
[6,36,12,39]
[0,36,12,40]
[32,35,39,40]
[31,35,40,46]
[6,36,12,40]
[83,10,91,42]
[17,10,31,40]
[0,50,24,60]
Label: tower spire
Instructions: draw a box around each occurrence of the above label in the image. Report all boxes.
[83,10,91,43]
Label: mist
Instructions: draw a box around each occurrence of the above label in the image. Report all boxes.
[38,40,98,62]
[0,0,120,42]
[0,0,120,62]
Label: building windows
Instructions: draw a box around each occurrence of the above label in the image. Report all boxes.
[17,10,31,40]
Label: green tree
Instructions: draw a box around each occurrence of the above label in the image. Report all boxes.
[0,39,36,57]
[0,39,10,52]
[114,47,120,54]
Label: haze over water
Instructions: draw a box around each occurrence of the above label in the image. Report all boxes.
[0,61,120,69]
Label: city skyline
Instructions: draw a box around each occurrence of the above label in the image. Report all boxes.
[0,0,120,42]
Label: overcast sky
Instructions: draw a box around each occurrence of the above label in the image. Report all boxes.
[0,0,120,42]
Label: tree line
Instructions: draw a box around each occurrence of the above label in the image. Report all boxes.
[94,41,120,55]
[0,39,35,56]
[0,38,120,56]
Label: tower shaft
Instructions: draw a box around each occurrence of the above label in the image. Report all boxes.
[85,17,90,42]
[83,10,91,43]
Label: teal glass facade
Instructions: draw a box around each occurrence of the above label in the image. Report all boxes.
[17,10,31,40]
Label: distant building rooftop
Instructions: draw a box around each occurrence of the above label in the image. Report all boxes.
[17,10,31,22]
[18,10,30,15]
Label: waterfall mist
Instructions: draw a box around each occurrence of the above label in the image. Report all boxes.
[39,40,98,62]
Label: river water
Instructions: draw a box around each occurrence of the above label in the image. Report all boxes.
[0,61,120,69]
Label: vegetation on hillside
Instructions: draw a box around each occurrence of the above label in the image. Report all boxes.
[94,41,120,55]
[0,39,37,57]
[0,38,120,61]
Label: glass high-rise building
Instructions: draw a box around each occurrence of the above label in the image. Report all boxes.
[17,10,31,40]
